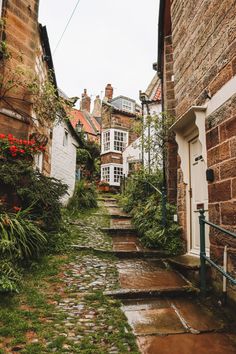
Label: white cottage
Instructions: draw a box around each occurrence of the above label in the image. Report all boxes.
[51,119,81,205]
[123,75,162,175]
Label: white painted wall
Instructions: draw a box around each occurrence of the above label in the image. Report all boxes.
[51,121,79,205]
[123,101,162,176]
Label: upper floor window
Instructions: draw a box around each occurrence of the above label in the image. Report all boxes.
[103,131,110,152]
[114,130,127,152]
[122,99,133,112]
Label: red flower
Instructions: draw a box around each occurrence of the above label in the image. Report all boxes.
[13,206,21,212]
[19,149,25,154]
[0,134,5,139]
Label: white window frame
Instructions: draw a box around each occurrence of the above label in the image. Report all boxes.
[101,129,128,154]
[122,99,133,112]
[101,165,110,183]
[102,130,110,153]
[101,163,123,186]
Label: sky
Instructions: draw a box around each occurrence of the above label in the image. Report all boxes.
[39,0,159,106]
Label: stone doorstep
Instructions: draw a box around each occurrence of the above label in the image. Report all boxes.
[167,254,201,270]
[104,286,197,299]
[97,198,117,202]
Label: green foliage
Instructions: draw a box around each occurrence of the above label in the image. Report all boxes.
[77,139,100,180]
[0,159,68,231]
[133,199,183,254]
[68,180,97,212]
[121,171,183,255]
[0,209,47,260]
[0,208,47,292]
[120,170,162,213]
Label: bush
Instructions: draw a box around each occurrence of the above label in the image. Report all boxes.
[0,159,68,231]
[120,170,162,213]
[68,180,97,212]
[133,198,183,255]
[121,171,183,255]
[0,208,47,292]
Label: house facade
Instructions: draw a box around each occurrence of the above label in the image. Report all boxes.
[158,0,236,301]
[51,119,80,205]
[123,75,162,176]
[70,89,101,144]
[0,0,56,175]
[101,84,140,187]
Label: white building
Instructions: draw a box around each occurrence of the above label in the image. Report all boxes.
[123,75,162,176]
[51,120,81,205]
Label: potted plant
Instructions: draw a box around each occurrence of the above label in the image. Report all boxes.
[98,180,110,192]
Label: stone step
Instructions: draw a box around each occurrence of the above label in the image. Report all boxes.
[101,227,137,235]
[167,254,211,288]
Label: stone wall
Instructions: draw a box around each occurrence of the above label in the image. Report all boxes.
[0,0,53,175]
[171,0,236,119]
[206,94,236,298]
[163,35,178,204]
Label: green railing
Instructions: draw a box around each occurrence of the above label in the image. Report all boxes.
[199,209,236,294]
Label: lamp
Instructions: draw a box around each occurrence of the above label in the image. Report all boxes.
[75,120,83,133]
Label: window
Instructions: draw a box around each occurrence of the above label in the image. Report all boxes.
[63,130,68,146]
[114,166,123,183]
[103,131,110,152]
[122,99,133,112]
[101,166,110,182]
[114,130,127,152]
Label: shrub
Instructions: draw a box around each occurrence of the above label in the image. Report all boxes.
[133,199,183,255]
[68,180,97,212]
[0,159,68,231]
[121,171,183,255]
[0,208,47,292]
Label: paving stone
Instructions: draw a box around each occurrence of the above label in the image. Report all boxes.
[137,333,236,354]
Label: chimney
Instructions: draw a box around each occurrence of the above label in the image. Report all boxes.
[92,95,102,118]
[80,89,91,112]
[105,84,113,101]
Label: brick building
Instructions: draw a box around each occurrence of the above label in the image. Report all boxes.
[101,84,141,187]
[158,0,236,301]
[70,89,101,144]
[0,0,56,175]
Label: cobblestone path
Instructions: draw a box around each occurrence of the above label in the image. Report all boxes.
[0,205,139,354]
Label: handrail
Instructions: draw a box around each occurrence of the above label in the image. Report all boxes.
[199,209,236,293]
[203,219,236,239]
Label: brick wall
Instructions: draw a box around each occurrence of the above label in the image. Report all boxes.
[171,0,236,119]
[0,0,53,175]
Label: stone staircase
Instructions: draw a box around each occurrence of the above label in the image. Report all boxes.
[101,196,236,354]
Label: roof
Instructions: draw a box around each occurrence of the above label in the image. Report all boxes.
[70,109,100,136]
[144,74,162,102]
[102,100,138,118]
[111,95,136,104]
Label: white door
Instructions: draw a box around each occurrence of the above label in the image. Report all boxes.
[189,137,209,256]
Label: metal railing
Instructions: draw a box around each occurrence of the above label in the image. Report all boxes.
[199,209,236,294]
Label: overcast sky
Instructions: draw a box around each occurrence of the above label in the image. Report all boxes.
[39,0,159,106]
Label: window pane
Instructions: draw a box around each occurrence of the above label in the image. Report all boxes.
[102,166,110,182]
[114,131,127,152]
[103,131,110,152]
[114,166,123,183]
